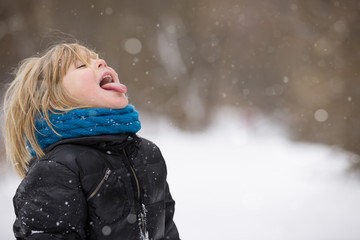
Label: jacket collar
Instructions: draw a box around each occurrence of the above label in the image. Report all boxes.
[43,133,137,154]
[27,133,138,172]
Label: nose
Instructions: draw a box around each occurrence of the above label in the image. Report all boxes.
[96,59,107,68]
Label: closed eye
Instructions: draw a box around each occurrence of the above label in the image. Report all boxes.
[76,64,86,69]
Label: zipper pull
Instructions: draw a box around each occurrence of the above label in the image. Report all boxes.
[138,203,149,239]
[104,169,111,180]
[87,168,112,201]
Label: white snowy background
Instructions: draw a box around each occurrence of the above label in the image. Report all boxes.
[1,108,360,240]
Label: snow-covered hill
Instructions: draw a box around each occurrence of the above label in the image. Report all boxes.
[1,108,360,239]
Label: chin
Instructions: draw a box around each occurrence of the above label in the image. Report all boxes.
[111,101,129,109]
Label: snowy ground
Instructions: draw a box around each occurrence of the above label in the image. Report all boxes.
[1,107,360,239]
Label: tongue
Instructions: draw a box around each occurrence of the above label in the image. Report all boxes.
[101,83,127,93]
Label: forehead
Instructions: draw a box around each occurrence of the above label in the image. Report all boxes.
[60,46,98,68]
[54,45,98,78]
[68,47,98,61]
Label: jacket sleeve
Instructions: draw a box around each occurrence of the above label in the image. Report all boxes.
[13,159,88,240]
[164,178,180,239]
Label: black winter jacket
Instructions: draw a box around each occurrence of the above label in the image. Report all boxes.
[13,133,180,240]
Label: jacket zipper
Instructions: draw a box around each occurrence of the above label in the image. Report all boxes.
[87,168,112,201]
[122,149,147,237]
[122,149,141,201]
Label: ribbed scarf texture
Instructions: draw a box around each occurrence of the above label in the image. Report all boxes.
[28,104,141,156]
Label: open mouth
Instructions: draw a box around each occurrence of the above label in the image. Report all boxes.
[99,72,127,93]
[100,74,114,87]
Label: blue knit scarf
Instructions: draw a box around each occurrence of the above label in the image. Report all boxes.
[28,104,141,156]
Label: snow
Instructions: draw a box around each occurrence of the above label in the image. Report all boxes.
[140,107,360,240]
[1,107,360,239]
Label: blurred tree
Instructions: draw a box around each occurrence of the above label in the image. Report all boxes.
[0,0,359,170]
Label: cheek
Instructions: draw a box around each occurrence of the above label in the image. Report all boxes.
[75,71,96,88]
[80,70,96,82]
[62,71,97,98]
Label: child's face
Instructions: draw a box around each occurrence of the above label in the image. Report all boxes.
[61,56,129,109]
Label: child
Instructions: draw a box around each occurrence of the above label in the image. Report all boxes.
[3,42,180,240]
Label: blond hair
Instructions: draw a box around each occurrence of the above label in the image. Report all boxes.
[3,42,98,178]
